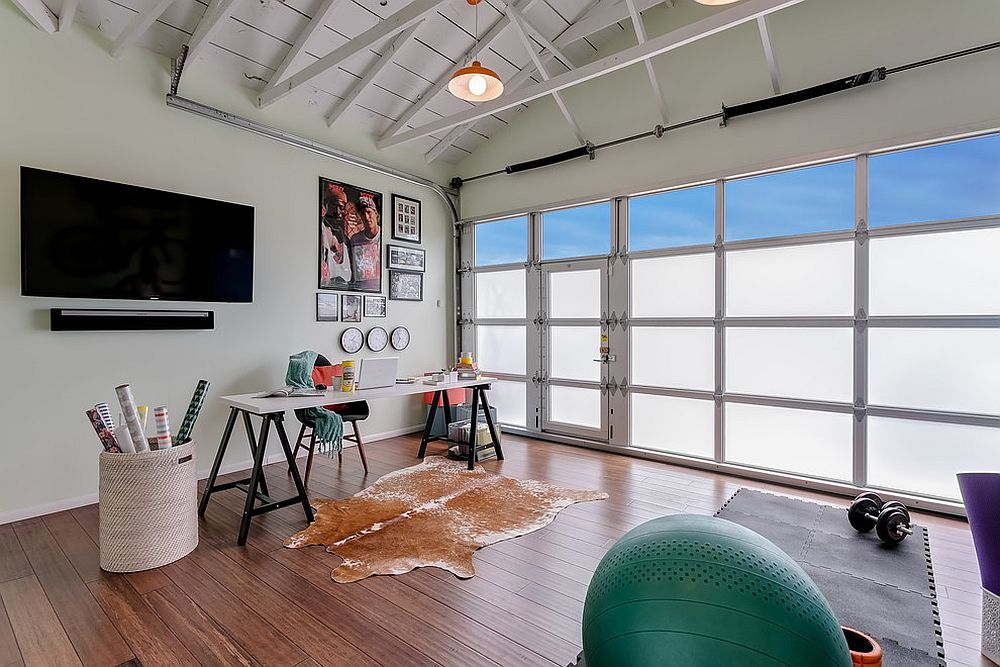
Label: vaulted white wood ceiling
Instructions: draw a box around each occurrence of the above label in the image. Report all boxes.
[12,0,792,164]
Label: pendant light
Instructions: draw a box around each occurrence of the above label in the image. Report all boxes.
[449,0,504,102]
[694,0,742,4]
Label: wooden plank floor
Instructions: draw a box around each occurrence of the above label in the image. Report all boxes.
[0,434,990,666]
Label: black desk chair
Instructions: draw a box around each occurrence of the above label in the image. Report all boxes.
[289,354,370,485]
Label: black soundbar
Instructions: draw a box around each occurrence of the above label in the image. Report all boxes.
[50,308,215,331]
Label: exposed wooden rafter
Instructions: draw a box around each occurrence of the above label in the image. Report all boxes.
[58,0,78,32]
[625,0,670,125]
[10,0,58,33]
[757,14,782,94]
[185,0,241,64]
[262,0,350,94]
[110,0,175,58]
[378,0,808,150]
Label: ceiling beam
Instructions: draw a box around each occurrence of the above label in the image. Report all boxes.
[10,0,58,33]
[110,0,175,58]
[757,14,782,94]
[552,0,661,47]
[262,0,350,94]
[58,0,78,31]
[625,0,669,124]
[325,22,422,127]
[508,5,585,145]
[378,0,807,150]
[424,124,471,164]
[185,0,241,63]
[258,0,445,108]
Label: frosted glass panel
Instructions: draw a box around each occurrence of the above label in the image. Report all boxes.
[725,404,853,481]
[631,327,714,390]
[869,329,1000,415]
[726,328,853,402]
[543,203,611,259]
[726,242,854,316]
[475,270,526,319]
[870,228,1000,315]
[629,185,716,251]
[550,326,601,382]
[869,417,1000,500]
[476,326,526,375]
[549,385,601,429]
[549,270,601,319]
[475,216,527,266]
[631,393,714,459]
[489,381,527,428]
[631,254,715,317]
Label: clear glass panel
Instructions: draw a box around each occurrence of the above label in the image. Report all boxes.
[869,134,1000,227]
[726,242,854,316]
[869,228,1000,316]
[868,417,1000,500]
[475,216,528,266]
[631,254,715,318]
[631,393,714,459]
[550,326,601,382]
[725,403,853,481]
[475,269,526,319]
[631,327,714,391]
[549,269,601,319]
[549,385,601,429]
[629,185,715,251]
[869,328,1000,415]
[488,380,527,428]
[726,328,853,402]
[725,161,855,240]
[542,202,611,259]
[475,325,526,375]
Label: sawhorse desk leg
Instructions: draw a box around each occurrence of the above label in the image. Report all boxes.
[466,385,504,471]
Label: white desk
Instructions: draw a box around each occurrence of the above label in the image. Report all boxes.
[200,377,502,544]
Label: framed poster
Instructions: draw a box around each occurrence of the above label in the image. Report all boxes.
[316,293,338,321]
[391,194,421,244]
[341,294,362,322]
[319,177,383,293]
[389,271,423,302]
[364,295,387,318]
[387,244,425,272]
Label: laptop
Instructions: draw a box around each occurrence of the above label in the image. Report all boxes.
[356,357,399,390]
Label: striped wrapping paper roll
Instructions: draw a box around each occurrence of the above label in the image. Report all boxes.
[175,379,210,445]
[86,408,121,452]
[154,406,171,449]
[95,402,116,433]
[115,384,150,453]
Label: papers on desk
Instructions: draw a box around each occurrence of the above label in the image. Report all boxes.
[256,386,325,398]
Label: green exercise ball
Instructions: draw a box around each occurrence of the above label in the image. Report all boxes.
[582,514,851,667]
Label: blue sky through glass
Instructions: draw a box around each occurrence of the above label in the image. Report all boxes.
[725,161,855,240]
[543,202,611,259]
[869,134,1000,226]
[629,185,716,251]
[475,216,528,266]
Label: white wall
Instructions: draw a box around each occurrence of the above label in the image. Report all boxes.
[456,0,1000,219]
[0,5,455,521]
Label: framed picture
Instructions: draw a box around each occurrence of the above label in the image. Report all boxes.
[389,271,423,302]
[364,295,387,318]
[387,244,425,272]
[341,294,362,322]
[316,293,338,321]
[391,194,421,244]
[319,177,383,293]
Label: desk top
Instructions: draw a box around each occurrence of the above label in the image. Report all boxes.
[219,377,496,415]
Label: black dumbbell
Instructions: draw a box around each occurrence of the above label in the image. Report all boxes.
[847,493,914,545]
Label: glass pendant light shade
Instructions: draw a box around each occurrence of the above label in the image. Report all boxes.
[448,61,504,102]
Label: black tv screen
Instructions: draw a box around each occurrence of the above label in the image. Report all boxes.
[20,167,254,303]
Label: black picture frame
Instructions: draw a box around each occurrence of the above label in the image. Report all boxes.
[390,194,421,244]
[386,244,426,272]
[341,294,362,322]
[388,271,423,301]
[319,177,383,294]
[316,293,338,321]
[364,295,387,318]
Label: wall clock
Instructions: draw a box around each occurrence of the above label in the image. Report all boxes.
[391,326,411,351]
[340,327,364,354]
[367,326,389,352]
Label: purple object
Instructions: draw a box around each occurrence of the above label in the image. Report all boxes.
[958,472,1000,596]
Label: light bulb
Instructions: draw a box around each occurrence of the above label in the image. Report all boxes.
[469,74,488,96]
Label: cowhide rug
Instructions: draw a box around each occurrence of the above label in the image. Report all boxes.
[284,456,608,582]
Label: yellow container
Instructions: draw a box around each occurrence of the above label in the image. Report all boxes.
[341,360,356,392]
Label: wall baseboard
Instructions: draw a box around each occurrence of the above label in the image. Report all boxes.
[0,424,424,526]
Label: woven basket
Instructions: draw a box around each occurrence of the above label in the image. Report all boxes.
[984,587,1000,664]
[99,440,198,573]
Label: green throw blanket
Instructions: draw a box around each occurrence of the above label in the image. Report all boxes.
[286,350,343,453]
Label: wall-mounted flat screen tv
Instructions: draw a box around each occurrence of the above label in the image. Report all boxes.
[20,167,254,303]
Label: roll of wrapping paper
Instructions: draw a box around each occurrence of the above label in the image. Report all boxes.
[86,408,121,453]
[175,379,210,445]
[115,384,150,453]
[138,405,149,431]
[95,402,115,433]
[154,406,171,449]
